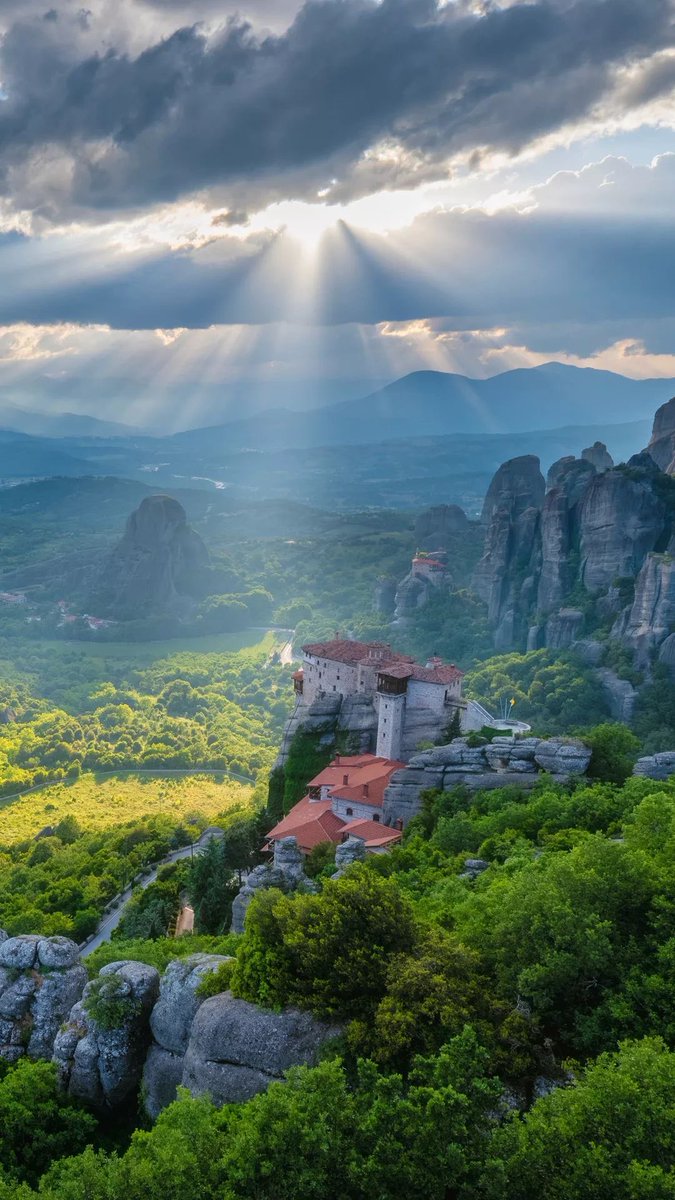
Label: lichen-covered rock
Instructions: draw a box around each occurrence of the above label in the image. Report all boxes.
[231,837,317,934]
[53,960,159,1108]
[143,954,232,1119]
[0,935,86,1063]
[0,935,41,970]
[332,836,367,878]
[181,992,340,1107]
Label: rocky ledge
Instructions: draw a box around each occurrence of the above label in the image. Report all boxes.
[383,736,592,826]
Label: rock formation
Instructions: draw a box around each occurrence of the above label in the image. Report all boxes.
[633,752,675,780]
[93,495,211,617]
[476,427,674,657]
[182,992,340,1108]
[331,835,367,877]
[0,935,86,1063]
[577,466,669,593]
[472,458,544,650]
[143,953,232,1118]
[611,553,675,666]
[54,960,160,1108]
[480,455,545,526]
[393,570,435,622]
[647,397,675,473]
[382,736,592,826]
[415,504,469,545]
[231,836,317,934]
[581,441,613,472]
[374,577,398,615]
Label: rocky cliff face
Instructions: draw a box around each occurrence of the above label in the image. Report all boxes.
[611,553,675,666]
[472,457,545,651]
[480,455,545,525]
[475,423,674,658]
[648,397,675,473]
[93,495,211,617]
[577,463,669,593]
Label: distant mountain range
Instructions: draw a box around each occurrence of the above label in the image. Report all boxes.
[0,404,139,439]
[167,364,675,452]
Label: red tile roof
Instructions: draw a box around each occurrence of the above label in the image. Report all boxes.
[408,663,464,684]
[309,754,405,807]
[342,820,402,848]
[265,796,345,853]
[302,639,414,667]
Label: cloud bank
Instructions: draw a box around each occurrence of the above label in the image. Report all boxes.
[0,0,673,220]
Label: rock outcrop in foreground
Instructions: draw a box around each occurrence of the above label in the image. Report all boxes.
[182,993,339,1108]
[383,736,592,826]
[93,495,211,617]
[0,934,86,1063]
[0,930,338,1121]
[54,960,160,1109]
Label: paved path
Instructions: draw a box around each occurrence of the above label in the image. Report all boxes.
[80,827,225,958]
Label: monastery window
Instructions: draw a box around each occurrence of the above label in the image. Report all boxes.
[343,774,349,785]
[346,807,353,816]
[373,813,380,823]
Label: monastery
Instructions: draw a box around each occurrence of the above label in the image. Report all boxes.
[265,753,404,856]
[293,636,465,760]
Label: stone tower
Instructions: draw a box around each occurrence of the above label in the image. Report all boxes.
[375,667,409,759]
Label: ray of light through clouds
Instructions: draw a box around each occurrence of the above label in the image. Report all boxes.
[0,0,674,429]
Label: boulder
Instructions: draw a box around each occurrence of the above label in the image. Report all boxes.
[0,936,86,1063]
[54,960,159,1109]
[633,752,675,781]
[143,954,232,1119]
[533,738,591,776]
[182,992,340,1107]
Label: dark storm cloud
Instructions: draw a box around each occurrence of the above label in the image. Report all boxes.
[0,0,673,218]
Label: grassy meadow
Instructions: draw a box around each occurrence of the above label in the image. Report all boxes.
[0,771,253,844]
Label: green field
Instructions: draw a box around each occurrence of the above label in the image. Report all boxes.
[27,628,283,663]
[0,771,253,844]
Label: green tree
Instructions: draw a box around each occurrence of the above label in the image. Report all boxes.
[188,837,238,934]
[585,723,640,785]
[482,1038,675,1200]
[0,1059,96,1187]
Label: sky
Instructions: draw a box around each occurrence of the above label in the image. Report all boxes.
[0,0,674,430]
